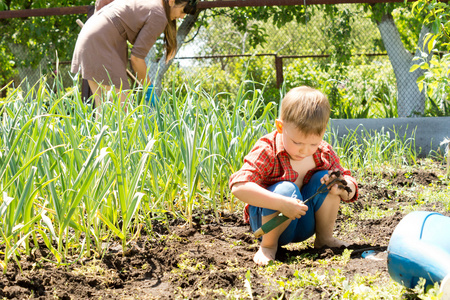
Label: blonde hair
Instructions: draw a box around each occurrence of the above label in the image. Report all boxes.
[280,86,330,136]
[162,0,189,62]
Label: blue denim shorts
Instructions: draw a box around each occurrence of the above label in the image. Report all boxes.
[248,170,329,246]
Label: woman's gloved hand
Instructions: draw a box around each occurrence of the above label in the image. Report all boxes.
[145,84,159,107]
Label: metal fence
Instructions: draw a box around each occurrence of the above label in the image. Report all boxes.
[0,1,440,117]
[170,3,431,117]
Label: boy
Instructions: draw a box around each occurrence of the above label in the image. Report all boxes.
[229,86,358,266]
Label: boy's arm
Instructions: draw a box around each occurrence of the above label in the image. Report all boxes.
[231,181,308,220]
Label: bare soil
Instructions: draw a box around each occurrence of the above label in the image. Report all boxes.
[1,160,448,299]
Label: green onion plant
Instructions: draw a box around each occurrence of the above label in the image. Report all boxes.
[0,73,422,268]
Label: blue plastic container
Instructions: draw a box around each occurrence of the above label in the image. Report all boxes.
[387,211,450,289]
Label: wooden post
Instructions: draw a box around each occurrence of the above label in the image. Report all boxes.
[275,55,283,89]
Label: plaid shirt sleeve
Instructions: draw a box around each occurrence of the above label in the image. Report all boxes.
[229,137,276,189]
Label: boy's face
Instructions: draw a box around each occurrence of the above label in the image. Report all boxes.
[275,120,324,161]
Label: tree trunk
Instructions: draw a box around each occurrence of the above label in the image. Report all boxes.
[145,11,200,96]
[376,12,431,117]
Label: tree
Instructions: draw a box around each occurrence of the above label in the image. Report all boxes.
[368,3,432,117]
[146,10,202,95]
[374,10,430,116]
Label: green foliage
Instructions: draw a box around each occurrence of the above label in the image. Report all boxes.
[323,6,354,67]
[415,0,450,40]
[420,53,450,116]
[205,5,383,58]
[363,3,424,54]
[206,4,420,69]
[168,45,444,119]
[411,0,450,116]
[0,46,17,85]
[166,56,280,109]
[0,0,93,86]
[391,6,423,53]
[283,57,397,119]
[325,125,418,175]
[366,2,403,22]
[211,6,309,48]
[0,1,7,10]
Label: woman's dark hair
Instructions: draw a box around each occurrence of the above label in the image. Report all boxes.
[162,0,196,62]
[183,0,197,15]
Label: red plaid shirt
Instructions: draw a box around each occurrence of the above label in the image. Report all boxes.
[229,131,358,223]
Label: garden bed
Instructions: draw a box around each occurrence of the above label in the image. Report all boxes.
[1,159,448,299]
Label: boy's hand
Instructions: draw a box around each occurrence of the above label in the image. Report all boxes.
[279,196,308,220]
[231,181,309,220]
[320,169,353,200]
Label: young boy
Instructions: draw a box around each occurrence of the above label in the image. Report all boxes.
[229,86,358,266]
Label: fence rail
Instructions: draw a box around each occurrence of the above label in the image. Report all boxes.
[175,52,393,88]
[0,6,92,19]
[0,0,432,19]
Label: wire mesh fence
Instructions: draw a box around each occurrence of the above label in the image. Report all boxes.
[1,2,445,117]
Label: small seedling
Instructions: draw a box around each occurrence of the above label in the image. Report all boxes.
[244,269,254,300]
